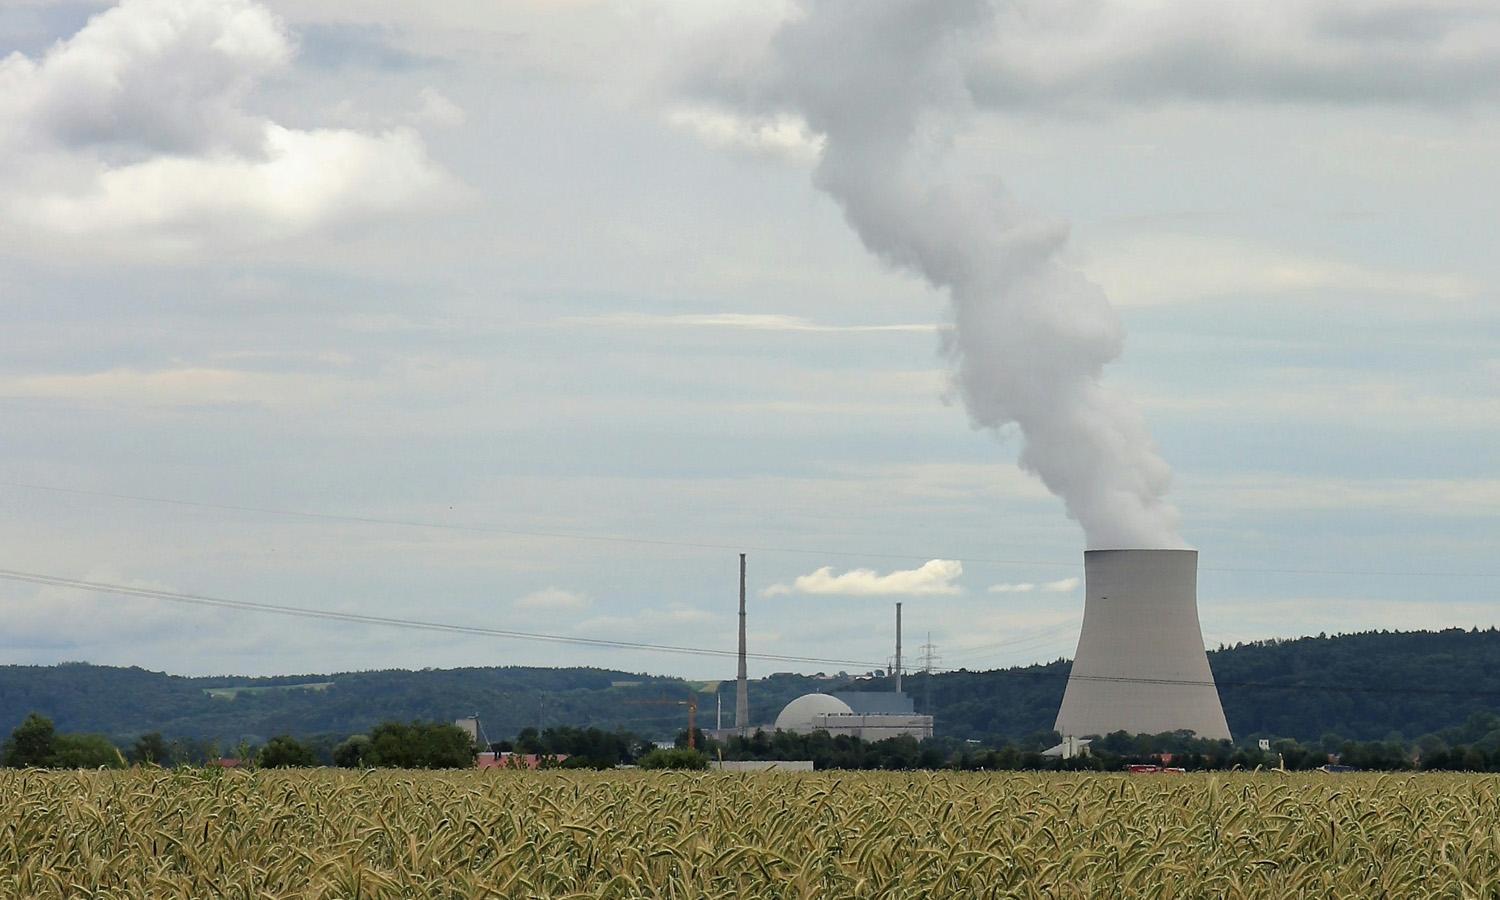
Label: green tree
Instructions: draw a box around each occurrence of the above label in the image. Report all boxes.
[333,734,373,768]
[257,735,318,768]
[365,721,475,769]
[2,712,58,767]
[131,732,171,766]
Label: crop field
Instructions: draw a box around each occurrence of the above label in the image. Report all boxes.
[2,769,1498,898]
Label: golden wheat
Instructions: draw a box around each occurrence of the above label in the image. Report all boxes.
[1,769,1496,898]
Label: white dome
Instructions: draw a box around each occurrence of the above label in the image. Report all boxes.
[774,693,854,733]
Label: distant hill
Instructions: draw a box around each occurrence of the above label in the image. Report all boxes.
[3,628,1498,746]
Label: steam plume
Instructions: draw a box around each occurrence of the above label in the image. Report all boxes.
[728,0,1183,549]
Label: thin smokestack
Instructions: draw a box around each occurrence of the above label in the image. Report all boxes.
[894,601,903,695]
[736,553,749,735]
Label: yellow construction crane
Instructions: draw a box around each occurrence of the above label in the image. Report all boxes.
[626,695,700,750]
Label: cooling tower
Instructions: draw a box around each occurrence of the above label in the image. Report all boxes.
[1053,549,1231,741]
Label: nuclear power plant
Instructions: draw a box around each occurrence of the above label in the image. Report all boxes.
[720,562,935,741]
[1054,549,1231,741]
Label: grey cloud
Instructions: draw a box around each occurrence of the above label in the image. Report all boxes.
[967,0,1500,109]
[2,0,290,156]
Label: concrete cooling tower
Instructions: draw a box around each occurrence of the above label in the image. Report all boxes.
[1054,549,1231,741]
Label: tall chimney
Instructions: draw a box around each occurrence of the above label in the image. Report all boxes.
[894,601,903,695]
[1054,549,1230,740]
[736,553,749,735]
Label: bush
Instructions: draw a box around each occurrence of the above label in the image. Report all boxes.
[637,748,708,770]
[52,734,126,769]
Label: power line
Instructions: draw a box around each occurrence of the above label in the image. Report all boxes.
[1,479,1494,579]
[8,565,1500,700]
[0,568,887,671]
[943,620,1081,661]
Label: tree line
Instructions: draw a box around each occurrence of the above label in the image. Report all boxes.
[7,629,1500,748]
[9,707,1500,773]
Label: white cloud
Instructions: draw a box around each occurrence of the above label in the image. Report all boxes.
[0,0,457,251]
[25,124,455,244]
[988,582,1036,593]
[666,105,824,163]
[764,559,963,597]
[989,576,1079,594]
[513,588,590,611]
[415,87,466,127]
[561,312,940,334]
[1083,233,1481,306]
[575,605,716,634]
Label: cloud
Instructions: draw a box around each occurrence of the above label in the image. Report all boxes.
[0,0,457,251]
[0,569,213,646]
[967,0,1500,110]
[415,87,466,127]
[1083,233,1482,306]
[23,124,454,244]
[1185,474,1500,518]
[513,588,590,611]
[560,312,940,334]
[575,605,716,634]
[1140,370,1500,431]
[988,582,1035,593]
[989,576,1079,594]
[764,559,963,597]
[0,366,344,410]
[296,22,444,72]
[665,105,824,163]
[1203,597,1500,646]
[0,0,290,156]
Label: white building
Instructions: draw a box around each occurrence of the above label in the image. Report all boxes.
[774,692,933,740]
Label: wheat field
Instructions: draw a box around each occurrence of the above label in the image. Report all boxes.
[1,768,1496,898]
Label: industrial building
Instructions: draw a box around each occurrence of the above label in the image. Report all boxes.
[1053,549,1231,741]
[773,691,933,740]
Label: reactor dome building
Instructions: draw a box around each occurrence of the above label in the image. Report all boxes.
[774,693,855,732]
[1053,549,1231,741]
[774,691,934,741]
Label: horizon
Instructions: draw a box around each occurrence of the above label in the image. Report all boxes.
[11,623,1494,682]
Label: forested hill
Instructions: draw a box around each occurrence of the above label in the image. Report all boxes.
[2,628,1497,747]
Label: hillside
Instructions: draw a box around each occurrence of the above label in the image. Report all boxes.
[3,628,1498,746]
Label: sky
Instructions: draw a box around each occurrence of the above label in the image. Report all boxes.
[0,0,1496,679]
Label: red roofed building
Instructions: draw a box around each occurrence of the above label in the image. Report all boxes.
[476,752,568,770]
